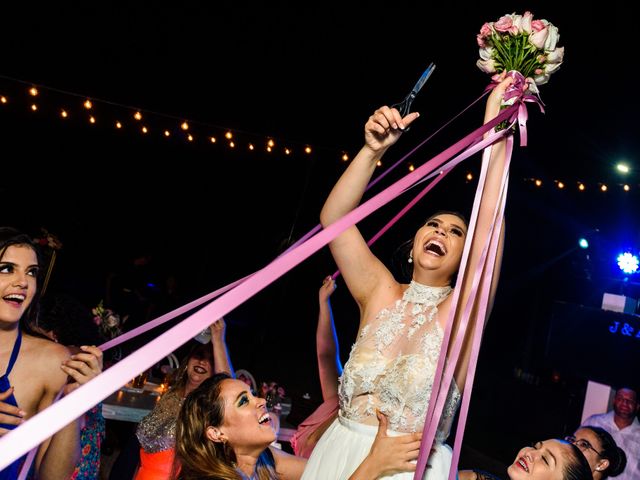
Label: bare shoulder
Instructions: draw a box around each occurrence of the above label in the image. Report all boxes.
[23,333,71,361]
[21,334,70,383]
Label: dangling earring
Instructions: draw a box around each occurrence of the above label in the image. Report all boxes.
[408,251,413,263]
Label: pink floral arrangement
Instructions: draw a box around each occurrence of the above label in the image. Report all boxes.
[476,11,564,90]
[92,300,127,340]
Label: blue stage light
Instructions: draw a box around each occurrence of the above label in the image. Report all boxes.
[578,238,589,249]
[617,252,639,274]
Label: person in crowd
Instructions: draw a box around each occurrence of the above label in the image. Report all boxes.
[565,425,626,479]
[0,226,103,479]
[174,372,423,479]
[459,438,593,480]
[300,76,514,479]
[36,292,106,479]
[581,387,639,480]
[134,318,233,480]
[291,275,341,458]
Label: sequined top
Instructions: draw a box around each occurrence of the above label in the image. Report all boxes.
[339,280,461,440]
[136,389,183,453]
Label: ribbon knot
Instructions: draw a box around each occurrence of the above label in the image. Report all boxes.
[486,70,545,147]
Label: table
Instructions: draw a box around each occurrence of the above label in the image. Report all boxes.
[102,382,164,423]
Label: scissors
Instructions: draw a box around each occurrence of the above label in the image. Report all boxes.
[391,62,436,117]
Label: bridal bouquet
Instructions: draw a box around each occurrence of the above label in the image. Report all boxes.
[476,11,564,88]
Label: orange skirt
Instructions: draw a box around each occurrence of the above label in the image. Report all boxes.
[134,448,175,480]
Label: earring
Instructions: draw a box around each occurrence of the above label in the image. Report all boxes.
[408,251,413,263]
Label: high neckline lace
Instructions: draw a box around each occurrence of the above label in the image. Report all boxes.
[403,280,452,305]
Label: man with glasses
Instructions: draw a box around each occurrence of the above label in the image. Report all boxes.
[581,386,640,480]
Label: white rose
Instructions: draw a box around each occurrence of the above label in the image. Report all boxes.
[544,62,562,75]
[546,47,564,64]
[544,25,560,51]
[479,46,495,61]
[521,11,533,34]
[476,58,497,74]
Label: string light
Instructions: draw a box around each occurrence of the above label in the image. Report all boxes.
[0,75,638,183]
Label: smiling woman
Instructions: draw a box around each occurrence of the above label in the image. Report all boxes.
[134,318,234,480]
[506,439,592,480]
[0,227,103,479]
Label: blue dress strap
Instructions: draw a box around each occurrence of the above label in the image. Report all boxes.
[0,329,25,479]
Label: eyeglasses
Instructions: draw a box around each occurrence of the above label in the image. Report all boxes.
[564,436,604,457]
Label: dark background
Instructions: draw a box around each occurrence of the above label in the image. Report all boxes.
[2,1,639,472]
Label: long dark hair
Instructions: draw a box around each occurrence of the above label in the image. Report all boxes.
[564,441,596,480]
[173,373,277,480]
[581,426,627,478]
[0,227,43,336]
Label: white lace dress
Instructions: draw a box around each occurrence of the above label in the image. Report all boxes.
[301,281,461,480]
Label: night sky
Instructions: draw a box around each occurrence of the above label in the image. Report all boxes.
[2,1,638,470]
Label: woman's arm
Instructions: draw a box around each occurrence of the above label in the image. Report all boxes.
[320,108,420,309]
[316,276,342,400]
[37,344,103,479]
[210,317,235,377]
[453,76,513,384]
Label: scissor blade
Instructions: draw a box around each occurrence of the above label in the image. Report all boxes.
[411,62,436,95]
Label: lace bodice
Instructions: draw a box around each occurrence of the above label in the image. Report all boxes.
[338,281,461,439]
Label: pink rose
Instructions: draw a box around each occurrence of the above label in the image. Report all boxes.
[529,26,548,49]
[479,22,493,37]
[493,15,513,33]
[531,19,546,32]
